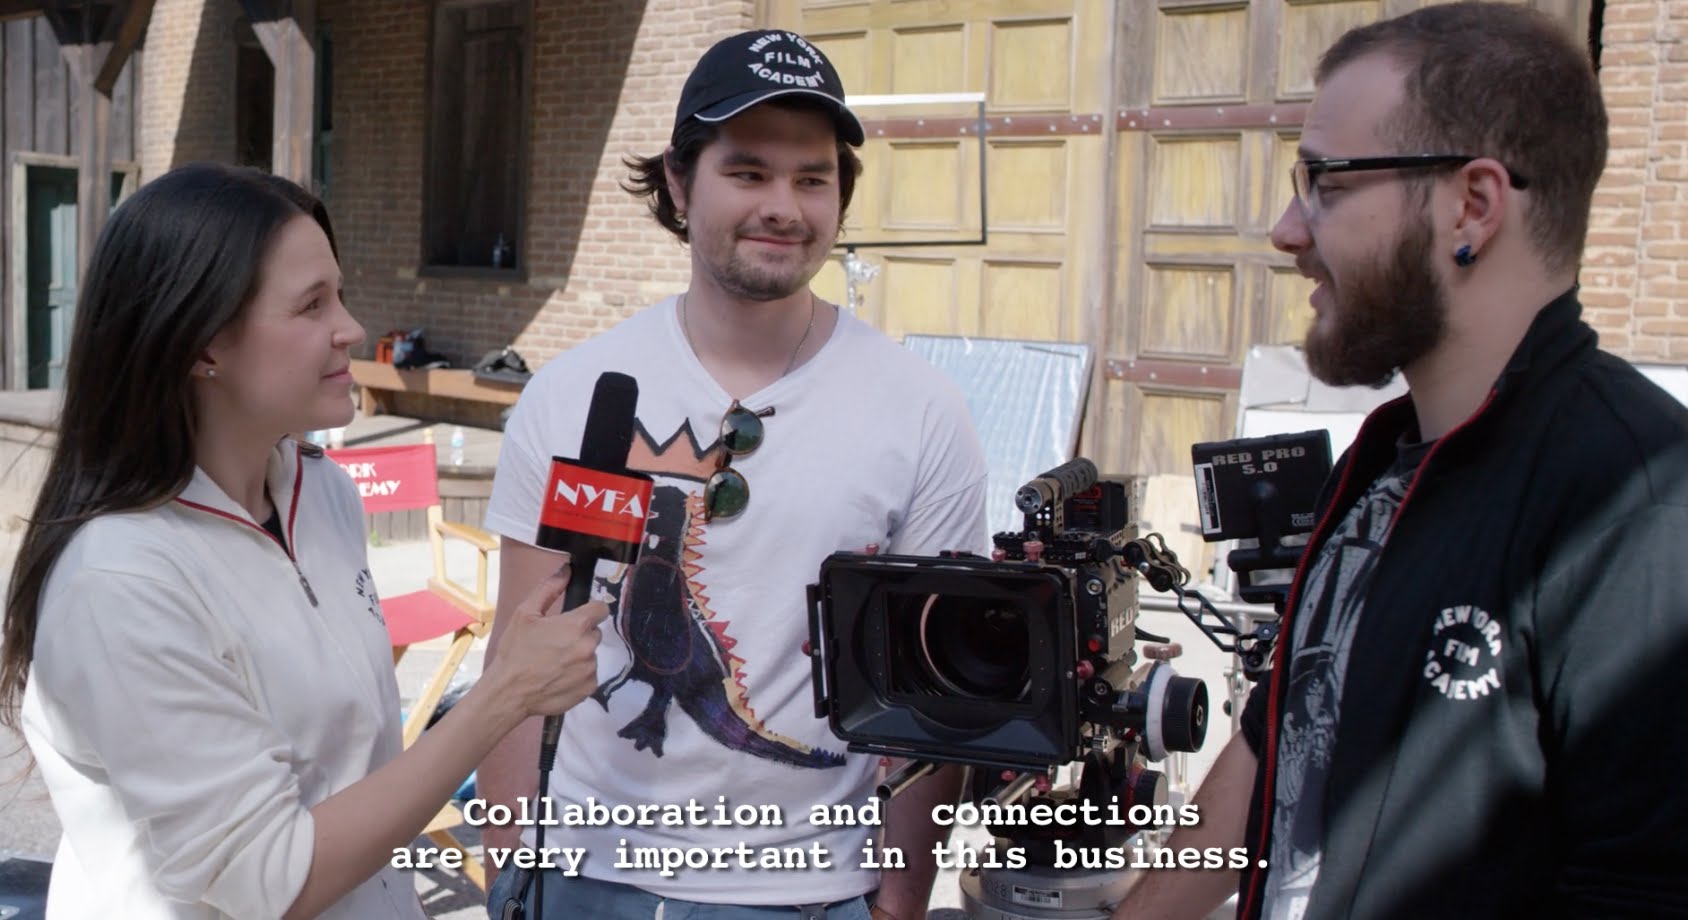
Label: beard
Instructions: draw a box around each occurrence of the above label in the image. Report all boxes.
[1304,212,1448,388]
[697,219,834,302]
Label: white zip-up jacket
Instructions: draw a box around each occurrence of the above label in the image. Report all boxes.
[21,440,428,919]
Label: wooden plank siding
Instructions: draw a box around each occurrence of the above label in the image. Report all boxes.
[0,12,140,387]
[765,0,1592,480]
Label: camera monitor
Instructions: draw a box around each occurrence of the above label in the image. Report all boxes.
[1192,429,1330,542]
[1191,429,1332,608]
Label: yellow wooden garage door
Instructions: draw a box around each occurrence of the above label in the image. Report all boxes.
[765,0,1591,478]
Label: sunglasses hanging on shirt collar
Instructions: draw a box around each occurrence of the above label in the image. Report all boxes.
[703,401,775,522]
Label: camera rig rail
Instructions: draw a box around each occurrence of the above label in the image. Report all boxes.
[1117,428,1332,677]
[1119,533,1280,679]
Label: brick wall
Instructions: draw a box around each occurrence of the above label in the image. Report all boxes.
[320,0,754,422]
[1584,0,1688,363]
[139,0,239,179]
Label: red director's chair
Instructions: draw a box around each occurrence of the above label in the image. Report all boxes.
[324,437,496,891]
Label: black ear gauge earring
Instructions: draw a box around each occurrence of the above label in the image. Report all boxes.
[1454,244,1477,267]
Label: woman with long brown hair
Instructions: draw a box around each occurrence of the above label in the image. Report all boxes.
[0,162,606,918]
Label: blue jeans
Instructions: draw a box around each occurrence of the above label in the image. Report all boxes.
[486,868,875,920]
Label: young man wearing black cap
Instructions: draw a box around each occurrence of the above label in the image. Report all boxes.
[479,29,990,920]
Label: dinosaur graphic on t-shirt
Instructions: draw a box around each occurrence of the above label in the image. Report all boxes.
[590,421,844,769]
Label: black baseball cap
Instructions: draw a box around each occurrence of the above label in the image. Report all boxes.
[674,29,865,147]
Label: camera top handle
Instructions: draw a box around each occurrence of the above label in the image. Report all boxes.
[1015,457,1098,514]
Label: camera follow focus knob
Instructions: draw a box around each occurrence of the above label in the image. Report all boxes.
[1160,675,1208,755]
[1128,767,1168,813]
[1141,663,1210,760]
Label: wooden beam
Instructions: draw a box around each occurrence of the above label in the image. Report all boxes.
[63,43,111,282]
[94,0,149,95]
[1102,357,1243,391]
[242,0,317,185]
[1086,0,1123,464]
[0,1,45,21]
[44,0,151,280]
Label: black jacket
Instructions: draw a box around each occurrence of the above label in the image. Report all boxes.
[1238,290,1688,919]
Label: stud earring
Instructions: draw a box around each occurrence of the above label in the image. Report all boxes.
[206,368,218,378]
[675,210,687,228]
[1454,244,1476,267]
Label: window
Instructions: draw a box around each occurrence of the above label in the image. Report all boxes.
[422,0,530,274]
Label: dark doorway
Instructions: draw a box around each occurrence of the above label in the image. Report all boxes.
[19,165,132,390]
[24,165,78,390]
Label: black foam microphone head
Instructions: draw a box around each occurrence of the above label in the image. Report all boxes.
[579,371,639,468]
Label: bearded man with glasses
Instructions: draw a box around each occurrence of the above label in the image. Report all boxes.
[1114,4,1688,920]
[477,29,990,920]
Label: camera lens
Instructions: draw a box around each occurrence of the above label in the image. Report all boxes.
[917,595,1031,701]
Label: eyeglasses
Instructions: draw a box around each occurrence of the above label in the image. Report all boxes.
[1291,155,1530,215]
[702,400,776,522]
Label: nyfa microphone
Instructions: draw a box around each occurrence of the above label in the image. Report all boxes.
[534,371,652,568]
[525,371,652,920]
[534,372,649,760]
[534,373,652,759]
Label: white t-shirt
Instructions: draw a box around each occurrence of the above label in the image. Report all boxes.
[484,296,990,904]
